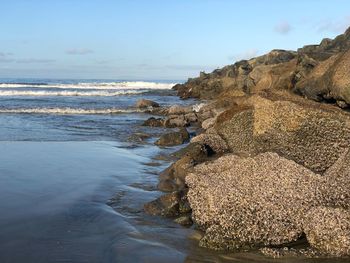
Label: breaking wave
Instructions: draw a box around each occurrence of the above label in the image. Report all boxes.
[0,81,176,90]
[0,90,145,97]
[0,107,145,115]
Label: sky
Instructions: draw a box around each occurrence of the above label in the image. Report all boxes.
[0,0,349,80]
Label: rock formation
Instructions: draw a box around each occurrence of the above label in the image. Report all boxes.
[146,27,350,258]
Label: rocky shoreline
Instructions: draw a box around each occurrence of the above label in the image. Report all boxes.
[138,27,350,259]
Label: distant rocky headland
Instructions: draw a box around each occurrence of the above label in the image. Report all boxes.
[140,27,350,258]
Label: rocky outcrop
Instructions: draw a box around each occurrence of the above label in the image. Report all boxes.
[173,27,350,110]
[294,48,350,107]
[144,27,350,258]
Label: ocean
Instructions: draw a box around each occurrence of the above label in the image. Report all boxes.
[0,79,202,262]
[0,79,185,141]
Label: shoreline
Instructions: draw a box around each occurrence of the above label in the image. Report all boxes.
[141,26,350,260]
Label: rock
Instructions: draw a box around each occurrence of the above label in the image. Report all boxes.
[158,151,204,192]
[214,94,350,173]
[171,142,208,161]
[164,115,188,128]
[201,117,216,129]
[135,99,159,108]
[323,149,350,209]
[174,215,193,226]
[191,130,228,154]
[172,27,350,111]
[168,105,193,115]
[155,128,190,146]
[294,48,350,105]
[260,247,322,258]
[142,117,164,127]
[186,152,324,250]
[157,179,178,192]
[128,132,151,142]
[337,100,348,109]
[144,192,180,217]
[303,207,350,257]
[184,112,198,123]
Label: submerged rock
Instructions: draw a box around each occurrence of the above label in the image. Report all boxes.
[174,215,193,226]
[155,128,190,146]
[135,99,160,108]
[144,192,180,217]
[142,117,164,127]
[144,190,190,218]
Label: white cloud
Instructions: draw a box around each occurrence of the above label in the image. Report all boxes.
[65,48,94,55]
[274,21,292,35]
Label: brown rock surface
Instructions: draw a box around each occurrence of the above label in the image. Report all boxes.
[303,207,350,257]
[187,152,324,250]
[214,94,350,173]
[155,127,190,146]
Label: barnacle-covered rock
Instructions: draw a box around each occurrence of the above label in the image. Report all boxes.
[303,207,350,256]
[187,152,324,249]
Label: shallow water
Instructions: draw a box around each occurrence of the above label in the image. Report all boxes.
[0,79,346,262]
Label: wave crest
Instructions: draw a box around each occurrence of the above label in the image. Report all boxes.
[0,90,145,97]
[0,81,176,90]
[0,107,144,115]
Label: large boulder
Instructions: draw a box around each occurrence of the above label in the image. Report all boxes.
[294,48,350,107]
[214,94,350,173]
[186,151,350,252]
[186,152,324,250]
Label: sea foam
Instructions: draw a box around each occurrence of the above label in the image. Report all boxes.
[0,90,145,97]
[0,81,176,90]
[0,107,145,115]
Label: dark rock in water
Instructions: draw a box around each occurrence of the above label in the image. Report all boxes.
[142,117,164,127]
[157,179,178,192]
[158,143,211,192]
[128,132,151,143]
[144,192,180,217]
[171,142,208,160]
[155,128,190,146]
[135,99,160,108]
[174,215,193,226]
[164,115,188,128]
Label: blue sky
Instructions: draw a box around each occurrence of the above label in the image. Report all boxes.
[0,0,349,80]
